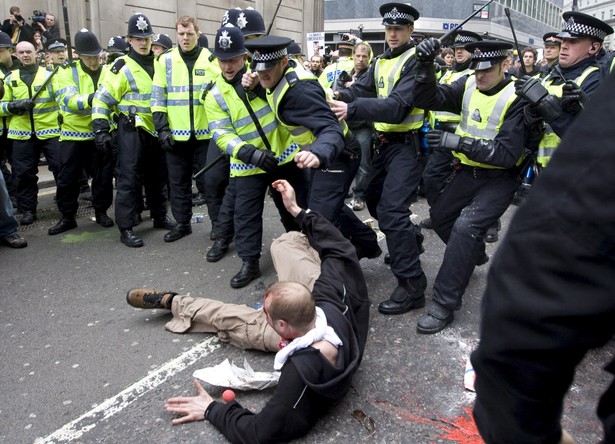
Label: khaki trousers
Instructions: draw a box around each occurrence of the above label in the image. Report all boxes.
[165,231,321,352]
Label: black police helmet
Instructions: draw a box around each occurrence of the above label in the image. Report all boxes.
[75,29,103,56]
[127,13,154,38]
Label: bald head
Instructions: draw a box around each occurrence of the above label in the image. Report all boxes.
[265,281,315,331]
[16,41,36,65]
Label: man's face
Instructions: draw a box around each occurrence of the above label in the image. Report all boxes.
[177,23,198,53]
[522,51,535,67]
[128,36,152,55]
[15,42,35,65]
[385,25,413,49]
[454,47,471,64]
[559,37,598,68]
[474,61,504,91]
[81,54,100,71]
[257,57,287,89]
[310,56,321,71]
[151,45,165,56]
[50,50,66,65]
[0,47,12,66]
[45,14,55,28]
[353,45,370,72]
[543,44,560,63]
[218,55,246,81]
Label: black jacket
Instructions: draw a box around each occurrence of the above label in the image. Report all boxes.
[206,209,370,443]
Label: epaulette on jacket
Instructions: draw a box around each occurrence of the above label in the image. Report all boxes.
[111,58,126,75]
[284,70,300,87]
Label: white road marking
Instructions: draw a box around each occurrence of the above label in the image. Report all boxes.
[35,337,221,443]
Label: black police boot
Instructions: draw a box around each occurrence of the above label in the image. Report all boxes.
[95,212,114,228]
[120,228,144,248]
[48,217,78,235]
[206,239,230,262]
[417,301,454,334]
[164,223,192,242]
[378,273,427,315]
[192,192,206,207]
[230,260,261,289]
[152,215,176,230]
[485,219,501,243]
[20,210,37,225]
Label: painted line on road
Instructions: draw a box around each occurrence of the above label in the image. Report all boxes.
[35,336,221,443]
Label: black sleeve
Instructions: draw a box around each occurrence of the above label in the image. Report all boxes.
[278,81,344,169]
[413,73,467,115]
[0,20,11,35]
[341,57,419,124]
[206,361,312,444]
[42,26,60,41]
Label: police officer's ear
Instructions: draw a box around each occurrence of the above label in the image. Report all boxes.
[589,42,600,55]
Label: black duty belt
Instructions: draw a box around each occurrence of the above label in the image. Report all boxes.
[461,165,513,180]
[376,131,418,144]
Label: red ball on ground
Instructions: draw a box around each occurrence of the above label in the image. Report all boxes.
[222,389,236,402]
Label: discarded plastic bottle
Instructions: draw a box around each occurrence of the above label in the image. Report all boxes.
[191,213,205,224]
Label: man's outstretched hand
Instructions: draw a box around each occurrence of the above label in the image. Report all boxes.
[272,180,302,217]
[165,379,214,425]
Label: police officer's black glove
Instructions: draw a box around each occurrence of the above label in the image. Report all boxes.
[515,76,562,123]
[8,99,34,115]
[87,93,94,107]
[158,130,175,152]
[416,38,441,62]
[561,80,587,114]
[94,130,113,155]
[236,144,279,172]
[425,129,460,153]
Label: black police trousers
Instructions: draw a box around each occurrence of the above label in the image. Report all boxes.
[365,140,423,279]
[202,138,229,225]
[114,116,168,229]
[430,167,518,311]
[56,140,114,217]
[166,138,207,225]
[12,136,60,212]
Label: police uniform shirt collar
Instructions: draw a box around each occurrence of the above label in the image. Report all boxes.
[244,35,292,71]
[557,11,614,42]
[380,2,420,26]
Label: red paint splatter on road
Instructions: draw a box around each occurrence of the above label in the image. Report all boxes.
[374,402,483,443]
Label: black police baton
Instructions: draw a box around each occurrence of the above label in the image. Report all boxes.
[193,154,225,180]
[31,65,60,100]
[61,0,73,61]
[267,0,284,35]
[504,7,527,77]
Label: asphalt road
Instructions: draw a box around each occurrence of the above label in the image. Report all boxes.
[2,180,612,444]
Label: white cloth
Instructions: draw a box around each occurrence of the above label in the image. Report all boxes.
[273,307,343,370]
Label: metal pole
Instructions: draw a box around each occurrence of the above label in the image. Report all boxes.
[61,0,73,61]
[267,0,284,35]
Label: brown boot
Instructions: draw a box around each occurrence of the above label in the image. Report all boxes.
[126,288,178,309]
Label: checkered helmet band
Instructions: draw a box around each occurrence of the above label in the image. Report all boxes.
[455,35,480,44]
[252,48,287,62]
[472,48,508,60]
[563,18,608,41]
[384,8,413,22]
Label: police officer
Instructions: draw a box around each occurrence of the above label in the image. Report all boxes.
[205,25,309,288]
[540,32,561,77]
[0,40,61,225]
[151,33,173,57]
[413,39,529,333]
[48,29,114,235]
[318,39,355,90]
[45,38,68,66]
[516,11,613,168]
[151,16,219,243]
[329,3,426,315]
[105,36,128,65]
[243,36,381,261]
[92,13,175,247]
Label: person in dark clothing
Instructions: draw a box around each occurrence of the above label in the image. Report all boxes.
[472,69,615,444]
[412,38,529,333]
[1,6,34,45]
[127,179,369,443]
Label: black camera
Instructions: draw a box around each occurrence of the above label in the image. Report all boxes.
[30,10,46,24]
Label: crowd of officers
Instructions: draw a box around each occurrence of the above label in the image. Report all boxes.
[1,4,614,329]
